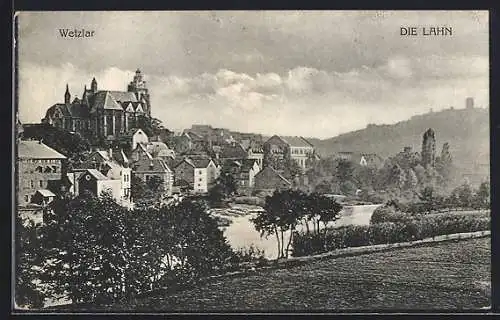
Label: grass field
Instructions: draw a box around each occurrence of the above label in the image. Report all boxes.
[74,237,490,312]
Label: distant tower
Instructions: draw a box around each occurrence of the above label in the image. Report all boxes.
[91,77,98,93]
[421,128,436,169]
[466,97,474,109]
[128,68,151,116]
[64,84,71,104]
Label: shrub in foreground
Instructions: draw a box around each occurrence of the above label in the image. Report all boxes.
[292,211,490,257]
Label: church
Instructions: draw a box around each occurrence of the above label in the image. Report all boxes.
[42,69,152,140]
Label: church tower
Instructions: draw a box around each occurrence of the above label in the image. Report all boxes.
[64,84,71,104]
[127,69,151,117]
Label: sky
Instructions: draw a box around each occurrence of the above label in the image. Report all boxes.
[16,11,489,139]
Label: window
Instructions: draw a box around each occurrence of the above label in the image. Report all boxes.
[199,170,202,174]
[199,178,202,182]
[44,166,52,173]
[30,180,34,188]
[52,166,57,173]
[36,166,43,173]
[24,195,29,203]
[39,180,44,188]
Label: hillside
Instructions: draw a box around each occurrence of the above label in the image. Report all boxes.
[312,107,489,174]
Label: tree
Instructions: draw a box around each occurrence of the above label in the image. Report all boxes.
[135,116,165,137]
[40,191,130,304]
[435,142,453,186]
[15,215,46,308]
[417,186,436,214]
[474,181,490,209]
[252,190,304,259]
[22,124,92,167]
[336,159,355,183]
[456,183,473,209]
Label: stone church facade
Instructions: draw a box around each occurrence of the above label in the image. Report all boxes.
[42,69,152,140]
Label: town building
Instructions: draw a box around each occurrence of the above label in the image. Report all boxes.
[131,158,174,197]
[222,159,261,194]
[254,166,292,194]
[17,140,67,207]
[70,149,133,207]
[173,157,219,193]
[263,135,316,170]
[118,128,149,151]
[42,69,152,141]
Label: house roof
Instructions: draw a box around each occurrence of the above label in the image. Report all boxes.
[18,140,66,159]
[175,157,213,169]
[36,189,56,197]
[133,158,171,173]
[220,143,247,159]
[82,169,109,181]
[255,166,291,185]
[145,142,172,156]
[279,136,315,148]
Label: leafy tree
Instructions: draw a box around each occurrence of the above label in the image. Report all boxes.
[417,186,436,214]
[336,159,355,183]
[456,183,474,209]
[40,191,130,304]
[21,124,91,168]
[474,181,490,209]
[435,142,453,185]
[135,115,165,137]
[252,190,342,259]
[15,214,46,309]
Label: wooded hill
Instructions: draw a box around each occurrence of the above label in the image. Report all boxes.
[309,107,489,176]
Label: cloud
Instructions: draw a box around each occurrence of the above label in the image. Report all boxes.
[18,50,488,139]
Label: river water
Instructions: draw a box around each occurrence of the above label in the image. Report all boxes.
[221,204,382,259]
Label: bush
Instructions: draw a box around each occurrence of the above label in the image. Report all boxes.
[292,210,490,257]
[370,206,412,225]
[233,196,265,207]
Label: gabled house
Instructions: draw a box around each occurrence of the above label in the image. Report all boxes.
[174,157,219,193]
[74,149,132,206]
[118,128,149,150]
[77,169,123,203]
[145,141,175,162]
[263,135,316,171]
[131,158,174,196]
[254,166,292,194]
[222,159,261,194]
[17,140,67,208]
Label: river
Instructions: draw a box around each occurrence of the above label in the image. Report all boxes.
[220,204,382,260]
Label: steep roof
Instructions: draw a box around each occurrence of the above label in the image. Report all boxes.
[279,136,315,148]
[255,166,291,185]
[133,158,171,173]
[220,143,247,159]
[18,140,66,159]
[36,189,56,197]
[82,169,109,181]
[108,91,137,103]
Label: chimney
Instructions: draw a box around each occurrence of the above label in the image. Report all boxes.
[109,148,113,159]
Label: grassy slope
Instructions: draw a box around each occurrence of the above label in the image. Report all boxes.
[100,237,490,312]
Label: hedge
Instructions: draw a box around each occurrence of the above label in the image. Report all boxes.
[292,211,490,257]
